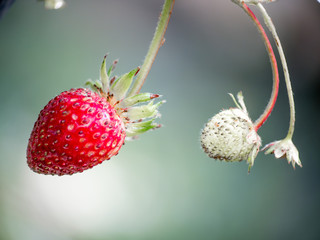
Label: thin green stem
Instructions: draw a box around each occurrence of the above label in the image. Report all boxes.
[232,1,279,131]
[256,3,295,139]
[128,0,175,97]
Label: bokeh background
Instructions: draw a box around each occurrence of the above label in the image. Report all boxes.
[1,0,320,239]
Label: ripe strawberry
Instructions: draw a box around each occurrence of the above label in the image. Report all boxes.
[27,56,163,175]
[27,88,126,175]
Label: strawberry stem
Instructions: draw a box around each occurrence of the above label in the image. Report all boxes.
[127,0,175,96]
[232,1,279,131]
[255,3,295,139]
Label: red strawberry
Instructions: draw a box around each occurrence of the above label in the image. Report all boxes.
[27,88,126,175]
[27,56,163,176]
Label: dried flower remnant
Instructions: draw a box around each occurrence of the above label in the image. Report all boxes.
[262,139,302,169]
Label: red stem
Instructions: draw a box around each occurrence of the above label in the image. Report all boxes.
[240,3,279,131]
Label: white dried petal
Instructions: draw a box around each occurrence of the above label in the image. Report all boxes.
[262,138,302,169]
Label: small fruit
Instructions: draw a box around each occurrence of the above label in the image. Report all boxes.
[200,92,261,172]
[27,88,126,175]
[27,56,163,175]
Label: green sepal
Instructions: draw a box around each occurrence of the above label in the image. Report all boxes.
[100,56,109,92]
[110,68,139,101]
[228,91,248,114]
[85,79,103,93]
[247,146,259,173]
[121,93,161,107]
[126,118,160,137]
[107,59,118,77]
[123,100,164,121]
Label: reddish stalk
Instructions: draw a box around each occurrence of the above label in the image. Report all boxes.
[234,2,279,131]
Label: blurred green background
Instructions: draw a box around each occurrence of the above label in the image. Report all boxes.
[1,0,320,239]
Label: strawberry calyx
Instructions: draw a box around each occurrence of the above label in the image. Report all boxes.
[86,55,164,139]
[27,55,164,176]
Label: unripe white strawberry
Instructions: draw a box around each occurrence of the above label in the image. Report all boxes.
[200,92,261,171]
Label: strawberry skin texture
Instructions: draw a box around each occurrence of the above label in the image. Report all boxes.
[27,88,126,176]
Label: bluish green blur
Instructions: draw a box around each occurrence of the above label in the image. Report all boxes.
[0,0,319,239]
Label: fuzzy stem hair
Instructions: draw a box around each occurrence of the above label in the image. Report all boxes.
[128,0,175,96]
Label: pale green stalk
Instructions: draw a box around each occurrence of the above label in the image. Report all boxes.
[256,3,296,139]
[128,0,175,96]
